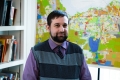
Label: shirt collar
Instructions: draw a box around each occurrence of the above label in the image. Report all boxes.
[48,38,67,50]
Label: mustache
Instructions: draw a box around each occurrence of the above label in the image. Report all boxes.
[57,32,65,35]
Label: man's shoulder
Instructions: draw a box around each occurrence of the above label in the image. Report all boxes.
[33,40,48,51]
[68,41,81,48]
[68,41,83,52]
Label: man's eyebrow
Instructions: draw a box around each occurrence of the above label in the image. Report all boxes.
[55,23,60,25]
[55,23,59,24]
[54,23,68,25]
[64,23,67,25]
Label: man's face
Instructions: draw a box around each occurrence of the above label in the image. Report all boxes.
[47,16,68,43]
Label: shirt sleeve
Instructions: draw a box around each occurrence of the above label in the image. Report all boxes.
[80,57,92,80]
[22,49,38,80]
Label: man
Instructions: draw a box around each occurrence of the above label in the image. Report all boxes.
[23,10,91,80]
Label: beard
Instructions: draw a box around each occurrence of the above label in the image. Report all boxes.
[50,32,68,43]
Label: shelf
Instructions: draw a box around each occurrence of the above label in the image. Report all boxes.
[0,26,25,31]
[0,60,24,69]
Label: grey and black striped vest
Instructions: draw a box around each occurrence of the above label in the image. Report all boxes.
[32,40,84,80]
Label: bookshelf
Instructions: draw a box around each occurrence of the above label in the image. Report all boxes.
[0,26,25,31]
[0,0,27,79]
[0,60,24,69]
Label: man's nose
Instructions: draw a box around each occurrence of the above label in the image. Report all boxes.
[59,26,64,32]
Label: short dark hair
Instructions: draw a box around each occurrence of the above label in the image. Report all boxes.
[47,10,68,26]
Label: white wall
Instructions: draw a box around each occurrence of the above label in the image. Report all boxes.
[26,0,37,58]
[26,0,120,80]
[89,67,98,80]
[89,65,120,80]
[100,68,120,80]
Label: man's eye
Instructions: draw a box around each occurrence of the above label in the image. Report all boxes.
[55,25,60,27]
[63,25,67,28]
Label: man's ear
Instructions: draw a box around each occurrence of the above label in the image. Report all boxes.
[46,25,50,32]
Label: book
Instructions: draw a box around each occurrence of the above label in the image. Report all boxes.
[0,35,14,39]
[13,8,17,25]
[0,39,7,62]
[9,6,15,26]
[1,70,19,80]
[4,39,14,62]
[0,72,14,80]
[1,1,8,26]
[0,43,3,62]
[0,0,7,26]
[0,35,14,62]
[11,39,18,61]
[5,0,13,26]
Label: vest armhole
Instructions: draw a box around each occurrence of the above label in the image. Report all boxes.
[31,47,40,79]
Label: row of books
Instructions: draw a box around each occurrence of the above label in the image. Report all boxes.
[0,35,18,63]
[0,0,17,26]
[0,70,19,80]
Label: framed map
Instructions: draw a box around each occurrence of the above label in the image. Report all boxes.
[36,0,120,68]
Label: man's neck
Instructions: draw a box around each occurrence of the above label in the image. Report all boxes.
[50,37,63,45]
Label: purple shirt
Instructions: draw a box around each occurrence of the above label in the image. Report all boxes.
[23,39,91,80]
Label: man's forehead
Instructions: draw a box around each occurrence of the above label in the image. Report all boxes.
[51,17,68,21]
[52,16,68,19]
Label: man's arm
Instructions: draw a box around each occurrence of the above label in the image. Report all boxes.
[80,57,92,80]
[22,50,39,80]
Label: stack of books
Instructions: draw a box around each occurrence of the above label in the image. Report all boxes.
[0,0,17,26]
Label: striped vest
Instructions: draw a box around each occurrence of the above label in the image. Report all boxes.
[32,40,84,80]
